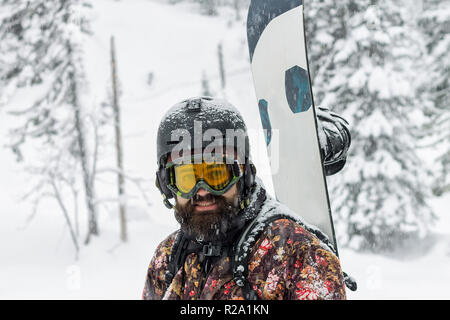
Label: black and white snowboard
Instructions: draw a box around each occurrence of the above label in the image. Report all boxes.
[247,0,338,250]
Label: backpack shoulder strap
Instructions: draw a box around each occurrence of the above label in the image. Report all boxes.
[163,231,233,290]
[231,210,292,286]
[164,230,190,287]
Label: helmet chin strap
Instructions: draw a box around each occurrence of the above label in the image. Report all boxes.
[162,194,175,209]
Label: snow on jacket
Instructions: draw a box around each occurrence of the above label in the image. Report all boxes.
[142,180,346,300]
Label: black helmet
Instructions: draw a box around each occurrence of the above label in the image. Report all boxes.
[155,97,255,208]
[156,96,250,167]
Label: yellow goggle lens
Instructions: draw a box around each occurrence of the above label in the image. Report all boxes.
[174,162,232,194]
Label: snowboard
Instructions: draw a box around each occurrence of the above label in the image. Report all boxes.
[247,0,338,250]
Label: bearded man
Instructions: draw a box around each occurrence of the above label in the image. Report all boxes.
[143,97,351,300]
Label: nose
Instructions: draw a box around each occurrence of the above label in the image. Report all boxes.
[196,188,209,197]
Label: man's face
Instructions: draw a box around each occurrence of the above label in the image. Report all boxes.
[174,184,241,242]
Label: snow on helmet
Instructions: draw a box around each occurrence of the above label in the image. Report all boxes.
[156,96,250,167]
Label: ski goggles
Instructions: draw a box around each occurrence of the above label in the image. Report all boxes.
[165,157,243,199]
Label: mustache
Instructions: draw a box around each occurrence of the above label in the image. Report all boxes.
[190,193,217,205]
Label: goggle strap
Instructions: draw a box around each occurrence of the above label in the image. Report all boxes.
[232,161,241,178]
[169,169,174,185]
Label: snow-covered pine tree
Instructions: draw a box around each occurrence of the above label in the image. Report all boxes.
[165,0,249,19]
[418,0,450,196]
[0,0,100,244]
[305,0,436,252]
[305,1,356,89]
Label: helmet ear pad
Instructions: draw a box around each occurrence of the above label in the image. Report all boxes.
[156,168,173,200]
[236,162,256,208]
[243,162,256,192]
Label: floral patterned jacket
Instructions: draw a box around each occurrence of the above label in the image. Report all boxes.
[143,182,346,300]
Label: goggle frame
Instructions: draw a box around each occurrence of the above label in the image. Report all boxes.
[164,155,243,199]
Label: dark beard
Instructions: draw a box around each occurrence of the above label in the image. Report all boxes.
[174,193,242,243]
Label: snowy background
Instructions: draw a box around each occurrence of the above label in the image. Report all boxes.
[0,0,449,299]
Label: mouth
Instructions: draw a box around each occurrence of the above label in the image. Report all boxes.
[193,200,218,212]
